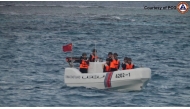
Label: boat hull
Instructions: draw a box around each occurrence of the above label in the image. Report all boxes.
[64,67,151,91]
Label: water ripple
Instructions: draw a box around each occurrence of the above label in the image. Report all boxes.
[0,2,190,106]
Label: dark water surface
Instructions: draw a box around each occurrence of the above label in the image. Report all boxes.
[0,1,190,106]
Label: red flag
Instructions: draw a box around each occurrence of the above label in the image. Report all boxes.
[63,43,72,52]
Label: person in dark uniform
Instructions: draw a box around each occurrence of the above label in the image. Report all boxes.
[79,53,89,73]
[89,49,98,62]
[121,57,128,70]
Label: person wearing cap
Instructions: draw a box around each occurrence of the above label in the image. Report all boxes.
[121,57,128,70]
[126,58,135,70]
[79,53,89,73]
[102,58,111,72]
[89,49,98,62]
[110,53,120,71]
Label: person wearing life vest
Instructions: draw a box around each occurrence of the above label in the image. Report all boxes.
[79,53,89,73]
[110,53,120,71]
[126,58,134,70]
[102,58,110,72]
[121,57,128,70]
[89,49,98,62]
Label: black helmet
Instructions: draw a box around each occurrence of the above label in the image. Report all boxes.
[108,52,112,55]
[124,57,128,60]
[92,49,97,52]
[128,58,132,61]
[82,53,87,56]
[113,53,118,56]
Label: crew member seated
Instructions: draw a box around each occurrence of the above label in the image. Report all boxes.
[89,49,98,62]
[79,53,89,73]
[121,57,128,70]
[110,53,120,71]
[126,58,134,70]
[102,58,110,72]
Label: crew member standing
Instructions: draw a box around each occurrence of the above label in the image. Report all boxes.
[110,53,120,71]
[79,53,89,73]
[89,49,98,62]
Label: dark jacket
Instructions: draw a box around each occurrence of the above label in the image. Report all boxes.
[106,57,112,62]
[89,54,95,62]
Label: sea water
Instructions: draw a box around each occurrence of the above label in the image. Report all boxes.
[0,1,190,106]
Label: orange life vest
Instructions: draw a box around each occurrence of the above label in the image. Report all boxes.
[91,54,98,62]
[80,60,89,69]
[110,59,120,69]
[104,64,110,72]
[126,63,134,70]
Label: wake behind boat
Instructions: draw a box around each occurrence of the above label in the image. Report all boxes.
[64,61,151,91]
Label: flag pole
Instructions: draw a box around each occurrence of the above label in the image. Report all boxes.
[95,40,96,73]
[63,42,73,67]
[94,41,97,62]
[70,38,73,67]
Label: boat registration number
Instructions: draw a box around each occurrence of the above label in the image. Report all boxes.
[115,73,130,78]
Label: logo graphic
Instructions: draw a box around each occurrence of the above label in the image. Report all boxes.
[177,2,189,14]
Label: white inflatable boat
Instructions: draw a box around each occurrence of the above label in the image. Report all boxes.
[64,62,151,91]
